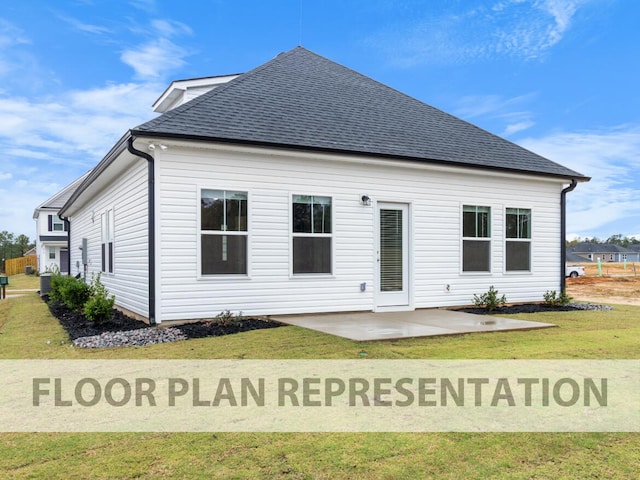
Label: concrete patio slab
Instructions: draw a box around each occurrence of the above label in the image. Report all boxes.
[272,309,556,341]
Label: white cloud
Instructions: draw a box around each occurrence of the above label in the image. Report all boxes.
[57,15,112,35]
[369,0,588,66]
[455,93,537,136]
[121,19,193,79]
[0,19,30,48]
[150,19,193,38]
[121,38,189,79]
[502,120,535,136]
[518,125,640,237]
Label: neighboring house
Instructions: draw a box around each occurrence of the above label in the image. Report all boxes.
[566,250,590,264]
[23,246,37,257]
[59,47,589,325]
[568,242,640,263]
[33,174,88,273]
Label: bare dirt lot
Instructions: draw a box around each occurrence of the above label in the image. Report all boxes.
[566,262,640,306]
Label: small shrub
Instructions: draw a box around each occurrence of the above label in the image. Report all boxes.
[472,286,507,311]
[49,274,90,311]
[543,290,573,307]
[208,309,244,326]
[84,273,115,324]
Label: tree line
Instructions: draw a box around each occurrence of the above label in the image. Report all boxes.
[567,234,640,247]
[0,231,35,261]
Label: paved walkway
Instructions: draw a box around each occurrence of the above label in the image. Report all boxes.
[273,309,556,341]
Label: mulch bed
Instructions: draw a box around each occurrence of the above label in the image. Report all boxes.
[456,303,587,315]
[45,299,283,341]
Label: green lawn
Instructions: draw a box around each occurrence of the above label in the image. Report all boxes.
[4,273,40,292]
[0,293,638,479]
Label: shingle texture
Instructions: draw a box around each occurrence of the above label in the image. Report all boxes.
[569,243,636,254]
[134,47,586,179]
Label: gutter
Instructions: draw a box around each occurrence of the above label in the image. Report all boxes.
[126,135,157,326]
[130,130,592,183]
[560,179,578,293]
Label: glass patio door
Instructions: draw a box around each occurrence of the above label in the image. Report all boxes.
[376,203,409,307]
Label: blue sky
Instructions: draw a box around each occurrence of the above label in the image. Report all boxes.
[1,0,639,241]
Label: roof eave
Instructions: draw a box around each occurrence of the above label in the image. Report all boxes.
[59,132,131,217]
[130,129,591,183]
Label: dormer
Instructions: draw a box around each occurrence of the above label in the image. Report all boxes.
[152,74,241,113]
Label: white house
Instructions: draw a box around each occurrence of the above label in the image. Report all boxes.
[33,175,88,274]
[59,47,589,325]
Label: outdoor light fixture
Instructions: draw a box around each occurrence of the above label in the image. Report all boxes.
[361,194,371,206]
[147,143,168,151]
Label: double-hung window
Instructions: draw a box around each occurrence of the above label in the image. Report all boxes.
[462,205,491,272]
[201,189,248,275]
[101,209,114,273]
[505,208,531,271]
[292,195,332,274]
[48,215,67,232]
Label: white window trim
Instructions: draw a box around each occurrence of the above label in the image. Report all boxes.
[197,186,251,280]
[289,192,334,278]
[504,207,533,274]
[460,204,492,275]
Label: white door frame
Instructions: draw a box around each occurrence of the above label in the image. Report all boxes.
[374,202,411,311]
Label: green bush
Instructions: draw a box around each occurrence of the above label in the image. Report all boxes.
[49,274,90,311]
[472,286,507,311]
[84,273,115,324]
[543,290,573,307]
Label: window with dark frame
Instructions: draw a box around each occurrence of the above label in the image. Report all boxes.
[100,209,114,273]
[506,208,531,271]
[292,195,332,274]
[462,205,491,272]
[200,189,248,275]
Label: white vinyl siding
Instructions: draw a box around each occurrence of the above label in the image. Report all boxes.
[68,161,149,319]
[153,143,565,322]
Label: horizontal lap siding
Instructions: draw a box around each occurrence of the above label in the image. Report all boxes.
[69,162,149,318]
[156,145,562,321]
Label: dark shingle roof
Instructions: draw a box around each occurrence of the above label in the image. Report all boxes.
[570,242,635,254]
[133,47,587,180]
[566,251,591,263]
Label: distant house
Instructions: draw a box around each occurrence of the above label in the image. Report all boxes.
[58,47,589,324]
[568,242,640,263]
[565,250,590,264]
[33,175,87,273]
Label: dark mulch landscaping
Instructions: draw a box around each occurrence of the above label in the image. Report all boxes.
[456,303,592,315]
[45,298,283,341]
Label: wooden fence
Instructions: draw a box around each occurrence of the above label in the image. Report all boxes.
[4,255,38,276]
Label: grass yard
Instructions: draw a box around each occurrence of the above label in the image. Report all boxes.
[0,289,638,479]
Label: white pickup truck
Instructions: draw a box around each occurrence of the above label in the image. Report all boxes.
[565,265,585,278]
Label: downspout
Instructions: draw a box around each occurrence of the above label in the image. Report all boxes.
[127,135,157,325]
[61,217,71,276]
[560,179,578,293]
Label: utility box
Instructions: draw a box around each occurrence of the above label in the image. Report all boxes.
[0,275,8,300]
[40,274,52,297]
